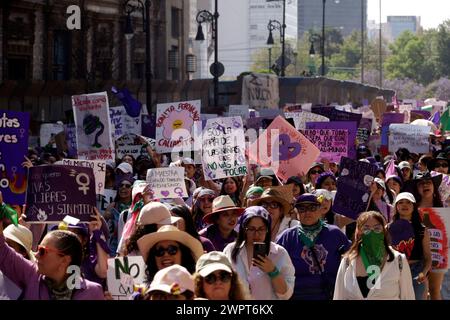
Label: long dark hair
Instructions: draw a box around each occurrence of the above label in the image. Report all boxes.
[170,205,201,241]
[414,180,443,208]
[194,272,249,300]
[145,241,196,283]
[124,224,158,255]
[220,177,242,207]
[393,201,425,240]
[345,211,395,262]
[231,216,271,263]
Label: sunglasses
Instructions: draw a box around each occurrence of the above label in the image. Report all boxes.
[434,162,448,168]
[310,170,323,175]
[120,183,132,189]
[296,204,320,212]
[37,245,65,257]
[154,245,179,257]
[204,271,232,284]
[260,202,281,209]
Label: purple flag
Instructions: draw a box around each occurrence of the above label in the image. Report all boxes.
[111,86,142,118]
[429,111,441,126]
[0,110,30,205]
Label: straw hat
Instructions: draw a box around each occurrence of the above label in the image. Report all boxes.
[202,195,245,224]
[252,187,293,215]
[137,225,204,262]
[137,202,181,226]
[3,224,35,261]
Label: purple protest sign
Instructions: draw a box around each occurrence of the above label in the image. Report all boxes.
[305,121,357,159]
[381,112,405,147]
[410,110,431,122]
[302,129,348,163]
[141,114,156,138]
[357,118,372,145]
[332,157,378,220]
[25,165,96,223]
[65,123,77,158]
[310,106,362,127]
[0,110,29,205]
[389,219,415,259]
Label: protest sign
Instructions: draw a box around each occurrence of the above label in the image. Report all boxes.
[59,159,106,195]
[419,208,450,270]
[0,110,29,205]
[287,111,330,130]
[283,104,302,113]
[431,171,450,208]
[258,109,284,118]
[65,123,78,158]
[146,167,188,198]
[25,165,96,223]
[228,105,249,119]
[309,107,361,126]
[305,121,358,159]
[200,114,219,121]
[202,117,248,181]
[39,123,64,147]
[115,133,148,160]
[241,73,279,110]
[107,256,146,300]
[109,105,141,138]
[97,189,117,212]
[332,157,378,220]
[388,124,430,153]
[72,91,114,160]
[248,116,320,180]
[399,104,414,123]
[155,100,201,153]
[370,98,387,122]
[356,118,372,145]
[380,113,405,149]
[410,110,431,122]
[302,129,348,163]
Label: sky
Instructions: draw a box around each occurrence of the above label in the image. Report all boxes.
[367,0,450,30]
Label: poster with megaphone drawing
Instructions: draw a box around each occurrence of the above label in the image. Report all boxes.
[72,91,114,161]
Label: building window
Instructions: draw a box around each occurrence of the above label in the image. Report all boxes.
[250,24,258,30]
[52,31,71,80]
[171,7,180,38]
[168,46,180,80]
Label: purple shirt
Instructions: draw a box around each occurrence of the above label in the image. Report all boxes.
[276,224,351,300]
[200,236,216,252]
[199,224,237,252]
[0,235,104,300]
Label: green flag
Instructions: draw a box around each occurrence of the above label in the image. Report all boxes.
[0,203,18,226]
[441,106,450,131]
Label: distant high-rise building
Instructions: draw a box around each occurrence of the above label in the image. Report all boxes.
[386,16,421,42]
[219,0,298,79]
[297,0,367,40]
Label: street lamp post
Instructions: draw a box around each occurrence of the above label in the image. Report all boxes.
[124,0,152,115]
[321,0,326,76]
[308,33,321,76]
[195,0,223,107]
[266,19,285,76]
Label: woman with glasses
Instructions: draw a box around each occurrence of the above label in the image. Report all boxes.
[333,211,415,300]
[137,225,204,283]
[199,196,244,251]
[191,188,216,231]
[253,188,298,241]
[387,192,431,300]
[305,163,325,193]
[276,193,351,300]
[193,251,249,300]
[0,217,104,299]
[427,152,449,175]
[223,206,295,299]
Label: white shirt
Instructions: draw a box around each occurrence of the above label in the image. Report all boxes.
[223,241,295,300]
[333,249,415,300]
[277,216,299,238]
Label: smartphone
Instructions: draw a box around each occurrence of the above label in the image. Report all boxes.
[253,242,267,260]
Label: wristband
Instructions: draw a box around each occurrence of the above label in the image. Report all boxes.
[267,266,280,279]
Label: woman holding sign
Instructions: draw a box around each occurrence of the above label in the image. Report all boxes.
[223,206,295,300]
[0,201,104,299]
[333,211,414,300]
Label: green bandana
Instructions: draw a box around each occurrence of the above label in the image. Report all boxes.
[132,199,144,213]
[360,231,386,274]
[0,203,18,226]
[298,220,325,248]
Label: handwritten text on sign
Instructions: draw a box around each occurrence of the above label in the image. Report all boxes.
[388,124,430,154]
[302,129,348,163]
[146,167,188,198]
[25,165,96,223]
[202,117,248,181]
[107,256,146,300]
[241,73,279,110]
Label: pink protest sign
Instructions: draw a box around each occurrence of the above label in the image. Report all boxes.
[302,129,348,163]
[247,116,320,180]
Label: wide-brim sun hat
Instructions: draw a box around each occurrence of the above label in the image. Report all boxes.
[202,195,245,224]
[252,187,292,215]
[3,224,35,261]
[137,202,181,226]
[137,225,204,262]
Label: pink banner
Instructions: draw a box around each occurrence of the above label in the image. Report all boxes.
[302,129,348,163]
